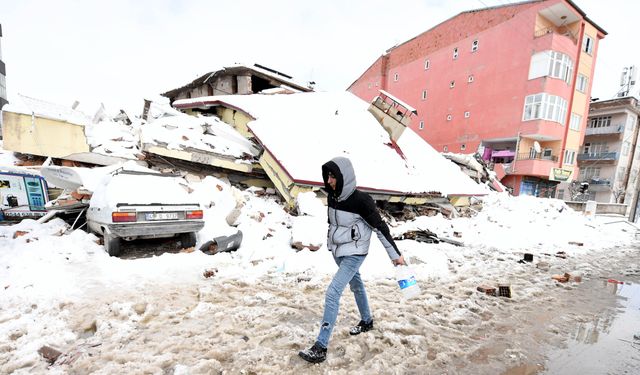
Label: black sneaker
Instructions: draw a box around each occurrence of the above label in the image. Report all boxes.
[298,342,327,363]
[349,319,374,335]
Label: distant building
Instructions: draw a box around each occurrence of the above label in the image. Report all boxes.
[348,0,606,198]
[0,24,7,110]
[568,97,640,219]
[161,64,313,105]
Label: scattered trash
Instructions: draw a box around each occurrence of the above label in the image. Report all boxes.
[477,285,497,296]
[634,333,640,341]
[568,241,584,246]
[291,241,321,252]
[552,273,572,283]
[200,231,243,255]
[607,279,624,284]
[523,253,533,262]
[395,229,464,247]
[572,275,582,283]
[498,284,511,298]
[203,268,217,278]
[555,251,568,259]
[38,345,62,364]
[13,231,29,239]
[453,231,462,238]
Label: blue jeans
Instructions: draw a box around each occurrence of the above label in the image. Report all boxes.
[316,254,372,348]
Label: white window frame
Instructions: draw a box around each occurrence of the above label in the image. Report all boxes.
[468,75,474,83]
[421,90,427,100]
[453,47,459,59]
[424,59,430,70]
[576,74,588,93]
[582,35,594,55]
[464,111,470,118]
[528,50,574,83]
[447,114,452,121]
[471,39,479,52]
[443,146,449,152]
[450,80,455,88]
[563,150,576,165]
[589,116,612,128]
[522,93,568,124]
[393,73,399,82]
[461,144,467,151]
[569,113,582,131]
[419,120,424,130]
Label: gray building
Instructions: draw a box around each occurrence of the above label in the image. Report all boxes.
[0,24,6,109]
[562,96,640,220]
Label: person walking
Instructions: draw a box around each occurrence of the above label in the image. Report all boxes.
[299,156,405,364]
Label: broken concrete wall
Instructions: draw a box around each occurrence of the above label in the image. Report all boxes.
[237,75,252,95]
[2,111,90,158]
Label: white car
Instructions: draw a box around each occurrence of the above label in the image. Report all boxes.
[86,170,205,256]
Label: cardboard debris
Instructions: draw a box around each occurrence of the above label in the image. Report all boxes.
[13,231,30,239]
[552,273,572,283]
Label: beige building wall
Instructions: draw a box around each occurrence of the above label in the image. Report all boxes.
[2,111,90,158]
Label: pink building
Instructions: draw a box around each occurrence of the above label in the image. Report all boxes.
[349,0,606,197]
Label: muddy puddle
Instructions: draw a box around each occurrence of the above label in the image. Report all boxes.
[540,280,640,374]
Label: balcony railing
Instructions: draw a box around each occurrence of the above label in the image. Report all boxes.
[585,124,624,136]
[516,152,558,162]
[577,152,619,161]
[533,26,578,44]
[585,178,611,186]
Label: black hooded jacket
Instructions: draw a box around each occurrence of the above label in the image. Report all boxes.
[321,157,401,260]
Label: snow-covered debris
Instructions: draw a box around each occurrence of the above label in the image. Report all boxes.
[84,119,141,160]
[141,113,259,161]
[0,140,19,166]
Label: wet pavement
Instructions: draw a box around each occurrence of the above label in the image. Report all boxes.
[541,279,640,374]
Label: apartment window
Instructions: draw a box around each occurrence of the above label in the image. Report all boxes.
[450,80,455,88]
[453,47,459,59]
[367,83,372,89]
[589,116,612,128]
[424,59,431,70]
[394,73,399,82]
[464,111,470,118]
[461,144,467,151]
[447,114,452,121]
[471,39,479,52]
[583,141,609,154]
[421,90,427,100]
[543,148,553,158]
[582,34,594,55]
[522,93,568,124]
[419,120,424,130]
[557,189,565,199]
[443,146,449,152]
[576,74,588,93]
[528,50,574,83]
[564,150,576,165]
[569,113,582,131]
[580,166,601,180]
[468,75,474,83]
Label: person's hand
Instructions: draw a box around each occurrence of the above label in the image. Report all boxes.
[392,255,406,266]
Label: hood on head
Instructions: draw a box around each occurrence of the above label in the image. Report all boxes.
[321,156,356,201]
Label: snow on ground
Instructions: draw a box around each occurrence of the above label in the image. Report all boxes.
[0,141,19,166]
[0,178,637,374]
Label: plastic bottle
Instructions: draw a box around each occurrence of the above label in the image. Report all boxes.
[395,265,421,299]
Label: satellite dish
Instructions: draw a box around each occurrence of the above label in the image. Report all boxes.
[534,141,541,153]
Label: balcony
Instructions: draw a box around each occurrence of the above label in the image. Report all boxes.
[534,27,578,44]
[581,178,612,191]
[577,152,619,162]
[509,153,559,177]
[585,124,624,136]
[517,152,558,162]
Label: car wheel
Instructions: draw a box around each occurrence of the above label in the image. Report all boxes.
[180,232,197,248]
[105,235,122,257]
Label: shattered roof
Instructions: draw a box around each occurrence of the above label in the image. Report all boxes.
[141,113,260,161]
[161,63,312,98]
[3,94,91,125]
[174,91,487,196]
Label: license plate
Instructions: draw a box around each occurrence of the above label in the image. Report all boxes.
[145,212,179,221]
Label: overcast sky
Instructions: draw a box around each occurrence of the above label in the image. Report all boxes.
[1,0,637,115]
